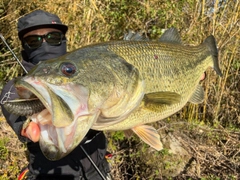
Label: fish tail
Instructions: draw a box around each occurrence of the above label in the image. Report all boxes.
[204,35,223,77]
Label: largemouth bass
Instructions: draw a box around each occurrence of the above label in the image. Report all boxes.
[3,28,222,160]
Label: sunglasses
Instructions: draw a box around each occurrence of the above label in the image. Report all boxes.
[23,31,65,49]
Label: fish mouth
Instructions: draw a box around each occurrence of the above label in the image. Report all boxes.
[15,76,97,160]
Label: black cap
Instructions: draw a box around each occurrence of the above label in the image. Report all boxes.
[17,10,68,39]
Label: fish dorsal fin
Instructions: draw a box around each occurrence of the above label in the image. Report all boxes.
[159,27,182,44]
[144,91,181,105]
[124,30,149,41]
[189,85,204,104]
[132,125,163,151]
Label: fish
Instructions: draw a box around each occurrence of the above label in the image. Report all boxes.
[3,28,222,160]
[91,28,223,149]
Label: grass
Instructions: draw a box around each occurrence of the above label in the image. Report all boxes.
[0,0,239,179]
[0,118,27,179]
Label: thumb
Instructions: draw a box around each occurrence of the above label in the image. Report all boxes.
[21,121,40,142]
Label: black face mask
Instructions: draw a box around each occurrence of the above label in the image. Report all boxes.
[22,41,67,65]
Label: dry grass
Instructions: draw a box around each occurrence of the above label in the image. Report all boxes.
[0,0,239,179]
[0,116,27,179]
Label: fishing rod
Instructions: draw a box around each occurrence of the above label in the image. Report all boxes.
[0,33,107,180]
[0,33,28,74]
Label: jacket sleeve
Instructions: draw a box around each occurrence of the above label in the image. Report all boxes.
[0,79,31,143]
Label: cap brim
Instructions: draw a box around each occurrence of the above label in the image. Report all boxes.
[18,24,68,39]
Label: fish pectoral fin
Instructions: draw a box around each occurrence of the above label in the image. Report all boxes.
[132,125,163,151]
[189,85,204,104]
[144,91,181,105]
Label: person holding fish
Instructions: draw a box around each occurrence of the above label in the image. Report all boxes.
[0,7,222,180]
[0,10,112,180]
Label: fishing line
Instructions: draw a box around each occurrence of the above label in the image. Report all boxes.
[0,33,107,180]
[80,146,107,180]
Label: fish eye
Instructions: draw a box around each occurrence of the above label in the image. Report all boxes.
[60,63,76,76]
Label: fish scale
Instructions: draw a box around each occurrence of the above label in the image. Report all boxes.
[92,47,212,129]
[106,42,210,93]
[91,29,222,150]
